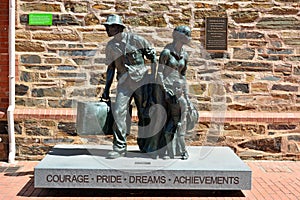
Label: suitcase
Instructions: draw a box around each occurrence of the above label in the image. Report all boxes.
[76,100,114,135]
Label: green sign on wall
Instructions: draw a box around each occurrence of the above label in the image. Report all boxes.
[28,13,53,26]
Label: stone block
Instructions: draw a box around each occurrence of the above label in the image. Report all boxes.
[16,31,31,40]
[57,122,76,135]
[65,2,88,13]
[15,84,29,96]
[225,61,272,72]
[115,1,129,11]
[26,127,51,136]
[20,55,41,64]
[231,11,259,23]
[267,124,297,130]
[125,15,167,27]
[251,83,269,93]
[20,71,39,82]
[33,32,80,41]
[271,84,298,92]
[267,48,294,55]
[84,14,100,26]
[283,38,300,46]
[194,10,226,19]
[239,137,282,153]
[244,3,274,10]
[16,41,45,52]
[233,48,255,60]
[20,3,61,12]
[268,7,298,15]
[52,14,82,26]
[257,17,300,30]
[228,104,256,111]
[45,58,62,64]
[82,33,108,43]
[34,145,252,190]
[92,3,112,10]
[233,83,249,93]
[32,88,66,98]
[19,144,53,156]
[149,3,169,12]
[48,100,73,108]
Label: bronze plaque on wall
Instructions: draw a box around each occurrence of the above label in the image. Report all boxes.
[205,17,228,51]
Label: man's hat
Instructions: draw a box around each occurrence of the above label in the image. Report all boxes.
[103,14,126,28]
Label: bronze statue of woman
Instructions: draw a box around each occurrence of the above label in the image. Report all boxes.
[157,25,192,160]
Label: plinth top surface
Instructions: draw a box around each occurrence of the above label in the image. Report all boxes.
[35,145,251,172]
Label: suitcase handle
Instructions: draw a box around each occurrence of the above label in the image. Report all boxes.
[99,97,111,113]
[100,97,110,102]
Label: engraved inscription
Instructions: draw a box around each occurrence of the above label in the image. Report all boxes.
[129,175,166,184]
[45,174,240,186]
[46,174,89,183]
[96,175,122,183]
[205,17,228,51]
[173,176,239,185]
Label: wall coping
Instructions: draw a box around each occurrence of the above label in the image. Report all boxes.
[14,108,76,121]
[13,108,300,123]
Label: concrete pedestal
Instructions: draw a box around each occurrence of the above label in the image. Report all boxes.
[34,145,251,190]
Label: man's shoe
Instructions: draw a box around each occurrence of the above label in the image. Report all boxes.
[162,154,174,160]
[181,151,189,160]
[162,155,170,160]
[107,150,126,159]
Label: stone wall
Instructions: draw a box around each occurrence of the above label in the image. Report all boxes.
[1,0,300,160]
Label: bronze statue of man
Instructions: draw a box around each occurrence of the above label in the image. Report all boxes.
[102,14,157,159]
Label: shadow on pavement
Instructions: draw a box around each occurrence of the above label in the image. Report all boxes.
[18,177,245,198]
[5,171,34,177]
[0,166,21,173]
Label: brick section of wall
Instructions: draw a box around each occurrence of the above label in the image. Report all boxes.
[13,108,300,124]
[0,0,9,111]
[5,108,299,161]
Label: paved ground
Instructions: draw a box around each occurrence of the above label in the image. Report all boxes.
[0,160,299,200]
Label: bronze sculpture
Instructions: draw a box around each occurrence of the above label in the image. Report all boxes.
[102,14,195,160]
[157,25,192,160]
[102,14,157,159]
